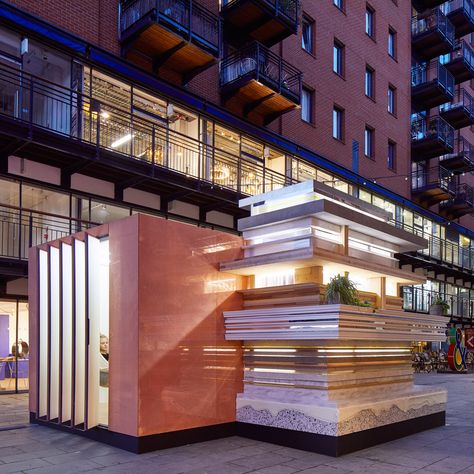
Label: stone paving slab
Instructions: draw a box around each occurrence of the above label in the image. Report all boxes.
[0,373,472,473]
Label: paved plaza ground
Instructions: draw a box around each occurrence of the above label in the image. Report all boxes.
[0,373,473,473]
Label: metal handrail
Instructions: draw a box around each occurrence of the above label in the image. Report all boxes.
[402,286,473,319]
[443,39,474,68]
[221,0,299,23]
[412,8,455,46]
[119,0,220,50]
[440,0,474,18]
[440,136,474,163]
[440,88,474,114]
[0,204,98,261]
[220,41,302,99]
[441,182,474,207]
[411,114,455,147]
[411,164,455,193]
[411,62,454,95]
[0,61,290,197]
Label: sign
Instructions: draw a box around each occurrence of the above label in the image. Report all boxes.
[447,328,467,372]
[466,328,474,351]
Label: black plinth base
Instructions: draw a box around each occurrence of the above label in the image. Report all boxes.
[30,411,445,456]
[237,411,446,457]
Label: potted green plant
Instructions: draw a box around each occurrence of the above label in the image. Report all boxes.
[430,296,449,316]
[325,274,358,305]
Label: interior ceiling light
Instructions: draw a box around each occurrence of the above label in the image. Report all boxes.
[111,133,133,148]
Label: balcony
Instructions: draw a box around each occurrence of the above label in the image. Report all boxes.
[119,0,220,84]
[220,42,302,125]
[439,137,474,173]
[220,0,298,48]
[411,62,454,111]
[412,9,455,61]
[439,88,474,128]
[441,40,474,84]
[0,62,290,223]
[411,165,455,207]
[413,0,447,12]
[440,182,474,218]
[440,0,474,38]
[411,115,455,160]
[402,286,473,322]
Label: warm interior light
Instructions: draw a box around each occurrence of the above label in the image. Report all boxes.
[111,133,133,148]
[101,111,110,119]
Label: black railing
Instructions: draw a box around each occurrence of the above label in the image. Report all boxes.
[411,62,454,95]
[441,0,474,18]
[442,39,474,69]
[441,182,474,208]
[411,165,455,193]
[411,115,455,148]
[0,204,97,261]
[391,218,474,271]
[412,8,455,46]
[119,0,220,52]
[220,42,302,102]
[440,136,474,163]
[221,0,299,23]
[440,88,474,116]
[0,62,289,196]
[402,286,473,320]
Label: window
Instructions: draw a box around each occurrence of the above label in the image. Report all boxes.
[365,66,374,99]
[364,126,374,158]
[333,40,344,76]
[333,106,344,140]
[301,87,314,123]
[302,15,314,54]
[388,85,396,114]
[388,28,396,58]
[366,5,375,38]
[388,140,396,170]
[333,0,344,10]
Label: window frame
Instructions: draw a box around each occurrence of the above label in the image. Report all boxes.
[333,39,345,77]
[301,14,315,56]
[365,65,375,100]
[301,86,314,124]
[333,106,344,141]
[388,140,396,170]
[388,84,396,115]
[365,4,375,39]
[364,125,374,159]
[388,27,397,59]
[333,0,344,12]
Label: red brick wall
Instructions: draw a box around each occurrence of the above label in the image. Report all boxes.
[7,0,120,55]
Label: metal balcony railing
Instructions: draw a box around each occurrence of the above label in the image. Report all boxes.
[440,88,474,115]
[411,165,455,193]
[440,136,474,162]
[221,0,299,24]
[402,286,473,320]
[220,42,302,102]
[119,0,220,52]
[0,204,97,261]
[411,115,455,147]
[412,8,455,45]
[411,62,455,94]
[0,62,290,197]
[440,0,474,19]
[441,39,474,69]
[441,181,474,207]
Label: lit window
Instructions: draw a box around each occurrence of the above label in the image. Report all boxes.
[388,28,396,58]
[301,87,313,123]
[333,40,344,76]
[302,15,314,54]
[333,107,344,140]
[388,141,396,170]
[364,126,374,158]
[388,85,396,114]
[366,5,375,38]
[365,66,374,99]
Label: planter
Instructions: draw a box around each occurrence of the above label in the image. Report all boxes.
[429,304,446,316]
